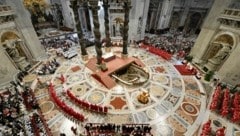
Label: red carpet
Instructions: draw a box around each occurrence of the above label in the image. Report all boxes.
[174,65,196,75]
[140,44,172,60]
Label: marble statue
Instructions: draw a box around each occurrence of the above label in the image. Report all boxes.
[4,39,30,70]
[5,40,21,60]
[204,45,232,72]
[209,45,231,64]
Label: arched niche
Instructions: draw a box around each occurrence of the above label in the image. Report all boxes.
[189,12,202,29]
[205,31,237,59]
[184,12,202,35]
[1,31,24,57]
[112,17,124,37]
[203,32,237,72]
[0,31,30,70]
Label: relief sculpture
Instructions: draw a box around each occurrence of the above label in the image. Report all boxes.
[0,66,8,78]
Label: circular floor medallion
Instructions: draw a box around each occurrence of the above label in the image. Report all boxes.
[181,102,199,116]
[157,125,173,136]
[172,79,182,87]
[150,85,166,97]
[87,91,105,104]
[39,101,54,115]
[67,74,83,83]
[152,75,169,84]
[72,84,87,96]
[146,109,159,120]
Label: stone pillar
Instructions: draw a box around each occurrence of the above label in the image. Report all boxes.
[60,0,75,29]
[157,0,175,30]
[89,0,103,65]
[7,0,46,61]
[149,9,157,31]
[127,0,149,41]
[179,2,190,27]
[122,0,131,57]
[103,0,112,52]
[154,1,162,30]
[70,0,88,60]
[140,0,150,40]
[0,46,18,86]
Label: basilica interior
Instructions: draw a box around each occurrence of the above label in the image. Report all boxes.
[1,0,240,136]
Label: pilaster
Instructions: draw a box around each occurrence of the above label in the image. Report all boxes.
[179,2,190,27]
[157,0,175,29]
[217,43,240,85]
[0,47,18,86]
[7,0,46,61]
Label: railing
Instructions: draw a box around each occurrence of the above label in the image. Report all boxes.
[0,5,12,12]
[0,5,14,16]
[112,63,149,86]
[0,5,15,28]
[220,8,240,21]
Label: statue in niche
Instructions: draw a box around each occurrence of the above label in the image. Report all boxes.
[4,40,21,60]
[209,45,232,64]
[206,43,222,59]
[114,17,124,36]
[3,39,30,70]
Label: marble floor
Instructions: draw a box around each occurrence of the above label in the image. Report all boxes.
[24,46,240,136]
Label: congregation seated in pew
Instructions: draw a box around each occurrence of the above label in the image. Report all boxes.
[36,58,60,75]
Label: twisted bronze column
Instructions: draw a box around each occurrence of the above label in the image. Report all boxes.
[89,0,102,65]
[122,0,131,57]
[70,0,88,58]
[102,0,112,52]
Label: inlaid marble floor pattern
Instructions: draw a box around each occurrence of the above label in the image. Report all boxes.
[26,46,240,136]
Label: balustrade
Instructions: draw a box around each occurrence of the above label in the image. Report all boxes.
[218,8,240,28]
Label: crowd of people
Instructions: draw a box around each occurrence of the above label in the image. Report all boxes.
[0,69,52,136]
[29,112,52,136]
[84,123,152,136]
[42,37,80,59]
[0,86,24,136]
[200,120,226,136]
[141,33,195,59]
[210,84,240,124]
[41,38,76,50]
[21,86,39,111]
[36,58,60,75]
